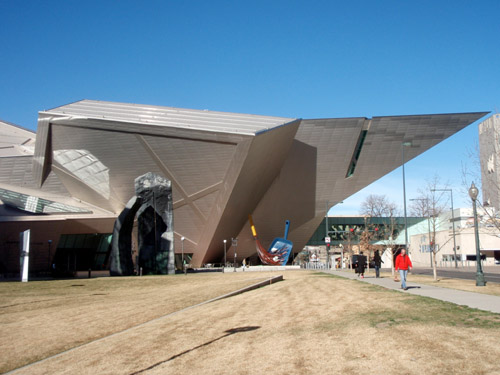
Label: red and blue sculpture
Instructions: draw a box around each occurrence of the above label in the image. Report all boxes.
[248,215,293,265]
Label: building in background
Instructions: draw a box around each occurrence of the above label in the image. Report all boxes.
[479,113,500,208]
[408,207,500,267]
[303,209,500,269]
[0,101,488,276]
[302,215,424,268]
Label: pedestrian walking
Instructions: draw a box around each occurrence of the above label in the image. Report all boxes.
[395,248,412,290]
[373,250,383,278]
[355,252,366,278]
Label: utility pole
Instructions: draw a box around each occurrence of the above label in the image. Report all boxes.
[232,238,238,272]
[325,201,329,269]
[223,239,227,273]
[402,141,411,254]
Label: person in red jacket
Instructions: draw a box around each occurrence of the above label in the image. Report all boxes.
[395,248,412,290]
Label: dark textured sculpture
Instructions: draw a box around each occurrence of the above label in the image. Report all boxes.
[109,196,142,276]
[110,172,174,276]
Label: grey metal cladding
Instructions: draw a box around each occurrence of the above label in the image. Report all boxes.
[38,112,261,263]
[296,117,368,211]
[0,156,69,197]
[24,99,488,266]
[229,112,489,262]
[32,118,51,187]
[355,112,489,184]
[42,100,297,135]
[141,134,236,197]
[198,120,300,265]
[0,120,36,157]
[230,118,367,260]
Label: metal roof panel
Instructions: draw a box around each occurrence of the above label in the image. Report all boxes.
[42,100,297,136]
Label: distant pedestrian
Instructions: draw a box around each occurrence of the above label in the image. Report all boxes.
[373,250,383,278]
[395,249,412,290]
[355,252,366,278]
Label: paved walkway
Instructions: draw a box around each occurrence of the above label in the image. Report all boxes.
[327,269,500,314]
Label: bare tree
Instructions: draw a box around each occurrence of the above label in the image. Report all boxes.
[381,215,400,278]
[360,194,398,217]
[410,175,448,280]
[359,194,400,277]
[359,216,376,269]
[340,229,355,270]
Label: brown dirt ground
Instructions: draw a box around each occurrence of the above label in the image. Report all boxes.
[2,271,500,375]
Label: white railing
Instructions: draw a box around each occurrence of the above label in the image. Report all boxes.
[303,262,329,270]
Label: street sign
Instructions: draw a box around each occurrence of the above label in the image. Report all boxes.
[325,236,331,244]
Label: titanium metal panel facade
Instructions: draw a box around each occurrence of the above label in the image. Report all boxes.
[42,100,293,135]
[0,120,36,157]
[233,112,489,260]
[31,100,300,267]
[1,100,489,269]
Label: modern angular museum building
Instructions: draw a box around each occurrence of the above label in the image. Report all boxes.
[0,100,488,275]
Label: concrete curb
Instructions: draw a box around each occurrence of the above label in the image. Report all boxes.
[216,275,284,300]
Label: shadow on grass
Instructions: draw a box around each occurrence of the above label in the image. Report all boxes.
[129,326,260,374]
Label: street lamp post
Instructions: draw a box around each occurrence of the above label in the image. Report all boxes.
[402,142,412,254]
[153,191,157,273]
[48,240,52,272]
[223,239,227,273]
[468,182,486,286]
[432,188,458,268]
[325,201,329,269]
[181,236,185,275]
[232,238,238,272]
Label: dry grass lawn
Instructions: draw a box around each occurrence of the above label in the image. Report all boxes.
[2,270,500,375]
[375,269,500,297]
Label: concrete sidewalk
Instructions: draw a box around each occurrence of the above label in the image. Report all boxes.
[327,269,500,315]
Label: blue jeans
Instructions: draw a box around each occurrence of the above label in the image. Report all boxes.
[374,266,380,278]
[399,270,408,289]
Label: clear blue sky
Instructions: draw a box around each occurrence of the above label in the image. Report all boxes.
[1,1,499,214]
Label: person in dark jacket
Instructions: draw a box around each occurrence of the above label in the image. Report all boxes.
[373,250,383,278]
[355,252,366,278]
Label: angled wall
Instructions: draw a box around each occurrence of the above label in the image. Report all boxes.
[32,100,299,267]
[233,112,489,261]
[22,101,488,267]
